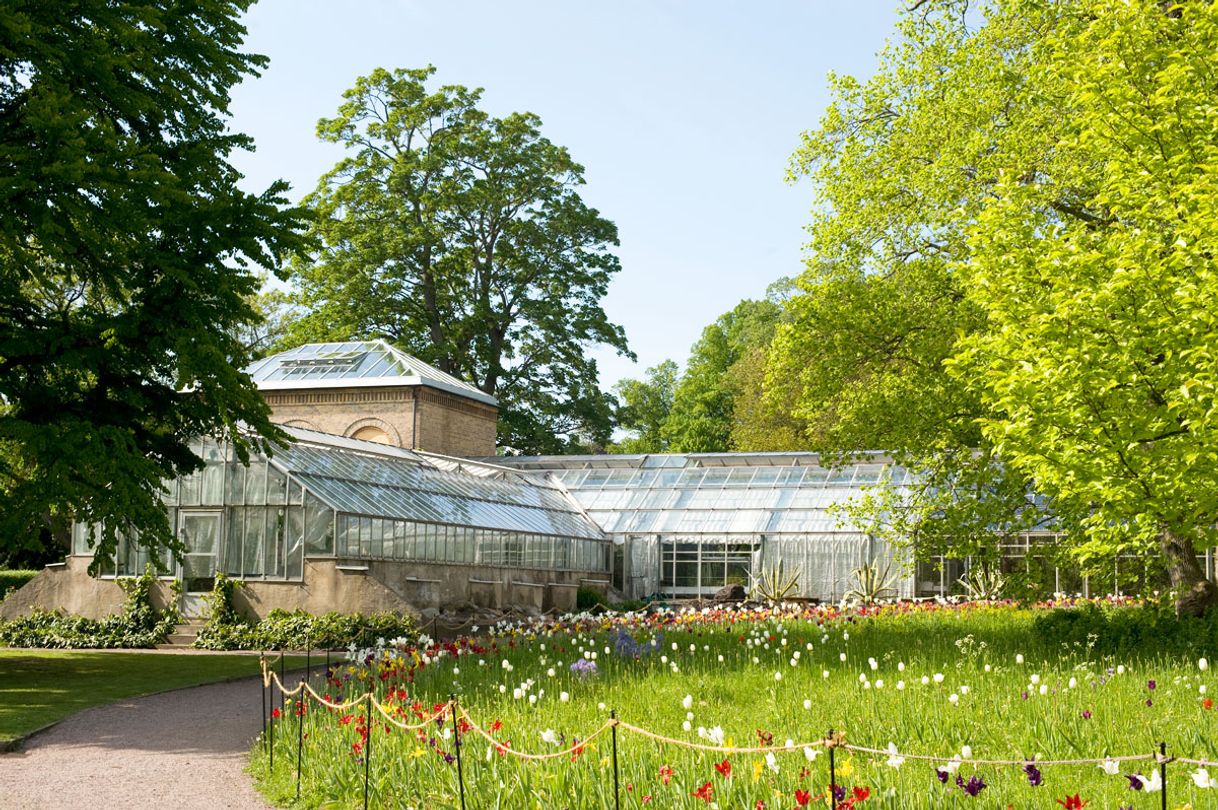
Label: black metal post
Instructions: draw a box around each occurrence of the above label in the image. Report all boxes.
[1160,741,1168,810]
[451,695,467,810]
[363,693,373,810]
[279,653,286,715]
[296,681,305,799]
[306,634,312,685]
[827,729,837,805]
[432,615,438,642]
[611,709,621,810]
[269,690,275,771]
[260,656,267,752]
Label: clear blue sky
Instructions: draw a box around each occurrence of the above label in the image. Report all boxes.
[228,1,901,390]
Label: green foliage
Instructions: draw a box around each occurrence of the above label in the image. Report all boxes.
[957,566,1005,602]
[285,65,631,454]
[748,560,801,603]
[611,280,799,454]
[776,0,1218,603]
[843,560,897,605]
[0,569,36,601]
[252,604,1218,809]
[576,586,607,612]
[1033,600,1218,657]
[611,361,678,454]
[192,578,417,650]
[0,1,308,568]
[0,567,177,648]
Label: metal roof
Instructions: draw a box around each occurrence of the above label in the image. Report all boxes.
[489,453,907,536]
[269,426,603,540]
[246,340,497,407]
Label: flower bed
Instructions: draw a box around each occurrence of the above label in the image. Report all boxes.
[252,600,1218,809]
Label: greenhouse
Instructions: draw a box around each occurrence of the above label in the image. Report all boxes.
[68,427,609,617]
[492,452,918,601]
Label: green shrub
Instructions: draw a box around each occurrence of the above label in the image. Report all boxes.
[576,585,606,611]
[192,575,417,651]
[0,569,38,601]
[0,566,177,648]
[1032,598,1218,656]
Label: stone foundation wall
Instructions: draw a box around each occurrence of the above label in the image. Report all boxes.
[0,556,175,620]
[233,559,590,619]
[1,556,601,621]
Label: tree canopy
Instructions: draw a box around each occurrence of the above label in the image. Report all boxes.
[286,66,632,454]
[774,0,1218,613]
[0,1,306,567]
[610,280,799,454]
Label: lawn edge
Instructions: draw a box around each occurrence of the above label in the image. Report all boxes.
[0,657,311,752]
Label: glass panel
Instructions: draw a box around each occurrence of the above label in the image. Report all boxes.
[303,492,334,556]
[245,461,267,505]
[243,508,265,576]
[227,460,246,505]
[222,507,243,576]
[266,465,288,506]
[285,506,304,580]
[266,509,286,578]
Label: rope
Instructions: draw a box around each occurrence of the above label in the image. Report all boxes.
[614,721,827,755]
[300,681,369,712]
[255,658,1200,770]
[456,705,614,761]
[842,743,1157,767]
[371,697,452,731]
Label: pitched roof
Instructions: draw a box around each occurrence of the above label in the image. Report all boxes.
[246,340,497,407]
[270,425,602,540]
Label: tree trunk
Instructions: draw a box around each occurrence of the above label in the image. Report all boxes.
[1159,528,1218,617]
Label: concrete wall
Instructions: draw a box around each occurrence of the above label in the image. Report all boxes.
[0,557,175,620]
[262,385,498,457]
[1,555,601,621]
[234,559,592,619]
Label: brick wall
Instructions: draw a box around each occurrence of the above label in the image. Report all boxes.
[263,385,497,457]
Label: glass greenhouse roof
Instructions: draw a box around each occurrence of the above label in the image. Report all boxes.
[246,340,497,406]
[490,453,909,536]
[270,427,603,540]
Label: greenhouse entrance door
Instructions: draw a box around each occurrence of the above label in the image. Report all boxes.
[178,511,221,618]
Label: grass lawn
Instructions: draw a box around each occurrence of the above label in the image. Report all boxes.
[0,649,307,743]
[253,603,1218,809]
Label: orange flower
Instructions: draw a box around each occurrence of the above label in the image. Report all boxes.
[691,781,714,802]
[1055,795,1088,809]
[1204,698,1213,710]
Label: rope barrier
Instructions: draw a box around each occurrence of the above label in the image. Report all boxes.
[456,704,614,761]
[371,697,452,731]
[614,721,827,755]
[257,657,1208,772]
[841,742,1157,767]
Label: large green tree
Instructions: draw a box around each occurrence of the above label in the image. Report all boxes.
[776,0,1218,613]
[0,1,306,567]
[287,67,631,454]
[611,360,678,454]
[610,281,797,455]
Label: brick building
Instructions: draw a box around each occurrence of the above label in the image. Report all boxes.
[247,340,498,458]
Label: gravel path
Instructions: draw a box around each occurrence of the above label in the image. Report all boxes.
[0,675,273,810]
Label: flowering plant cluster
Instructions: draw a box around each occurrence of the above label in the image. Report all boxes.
[252,599,1218,809]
